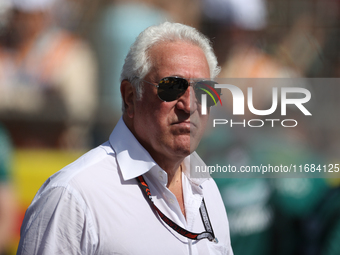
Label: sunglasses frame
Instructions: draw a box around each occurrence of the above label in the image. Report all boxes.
[134,76,221,107]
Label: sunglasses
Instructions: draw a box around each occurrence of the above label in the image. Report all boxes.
[138,76,222,107]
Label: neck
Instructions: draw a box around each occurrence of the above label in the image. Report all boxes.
[123,115,186,216]
[166,164,182,188]
[123,114,187,182]
[167,164,186,217]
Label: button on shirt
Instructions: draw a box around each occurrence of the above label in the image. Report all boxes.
[17,118,233,255]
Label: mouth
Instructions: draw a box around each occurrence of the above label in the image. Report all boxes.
[171,120,197,130]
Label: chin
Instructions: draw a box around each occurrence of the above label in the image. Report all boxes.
[172,142,191,157]
[172,134,201,156]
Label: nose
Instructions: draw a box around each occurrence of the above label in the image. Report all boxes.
[176,85,197,114]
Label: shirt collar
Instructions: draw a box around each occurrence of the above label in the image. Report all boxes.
[182,152,210,185]
[109,117,210,185]
[109,117,156,181]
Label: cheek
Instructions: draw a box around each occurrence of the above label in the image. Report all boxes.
[200,115,209,130]
[194,114,209,139]
[134,99,169,133]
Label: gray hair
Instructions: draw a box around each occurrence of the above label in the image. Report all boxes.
[120,22,220,106]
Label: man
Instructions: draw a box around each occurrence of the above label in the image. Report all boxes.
[17,22,233,255]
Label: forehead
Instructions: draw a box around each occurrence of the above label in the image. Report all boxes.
[147,41,210,79]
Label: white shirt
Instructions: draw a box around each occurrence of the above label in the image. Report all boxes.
[17,118,233,255]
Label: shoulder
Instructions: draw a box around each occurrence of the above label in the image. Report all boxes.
[18,142,116,253]
[31,141,117,203]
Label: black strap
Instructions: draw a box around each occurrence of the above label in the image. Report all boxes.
[136,175,218,243]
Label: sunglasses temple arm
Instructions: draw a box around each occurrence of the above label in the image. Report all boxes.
[141,79,158,88]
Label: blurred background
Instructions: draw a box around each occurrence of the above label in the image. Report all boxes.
[0,0,339,254]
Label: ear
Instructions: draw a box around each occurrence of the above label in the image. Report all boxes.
[120,79,135,118]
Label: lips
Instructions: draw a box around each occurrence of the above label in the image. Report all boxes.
[171,120,198,130]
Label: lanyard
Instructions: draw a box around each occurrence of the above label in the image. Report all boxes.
[136,175,218,243]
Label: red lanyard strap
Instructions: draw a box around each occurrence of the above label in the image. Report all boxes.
[136,175,218,243]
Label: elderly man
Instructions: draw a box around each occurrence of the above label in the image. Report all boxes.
[17,22,233,255]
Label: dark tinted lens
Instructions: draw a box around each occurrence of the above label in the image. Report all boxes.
[195,81,221,107]
[157,77,189,101]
